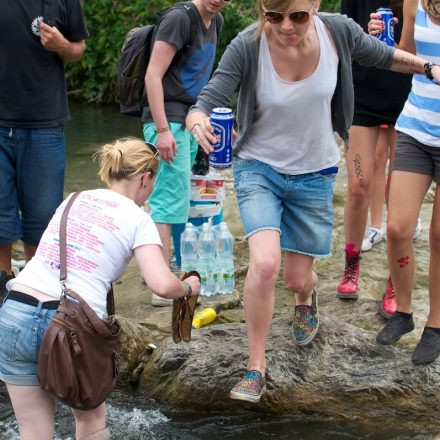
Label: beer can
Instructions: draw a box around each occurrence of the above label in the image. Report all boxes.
[209,108,234,169]
[376,8,394,46]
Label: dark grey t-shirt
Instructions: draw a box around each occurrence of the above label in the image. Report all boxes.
[0,0,89,128]
[142,4,223,124]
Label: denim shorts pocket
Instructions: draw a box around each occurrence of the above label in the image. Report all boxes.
[0,319,19,361]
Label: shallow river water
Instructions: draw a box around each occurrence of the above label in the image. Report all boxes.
[0,103,436,440]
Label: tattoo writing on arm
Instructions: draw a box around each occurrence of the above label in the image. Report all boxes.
[390,52,424,74]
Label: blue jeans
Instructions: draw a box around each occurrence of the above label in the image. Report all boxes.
[233,157,336,257]
[0,299,56,385]
[0,126,65,245]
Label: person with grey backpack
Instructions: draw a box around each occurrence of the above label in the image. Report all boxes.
[142,0,227,308]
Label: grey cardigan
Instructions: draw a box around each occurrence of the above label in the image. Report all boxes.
[189,13,396,151]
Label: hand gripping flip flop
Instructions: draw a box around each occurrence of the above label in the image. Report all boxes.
[172,270,201,344]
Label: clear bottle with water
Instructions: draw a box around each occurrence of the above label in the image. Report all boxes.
[216,222,235,293]
[198,222,216,296]
[180,223,198,272]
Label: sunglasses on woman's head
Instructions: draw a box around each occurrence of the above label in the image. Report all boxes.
[145,142,159,157]
[263,10,311,24]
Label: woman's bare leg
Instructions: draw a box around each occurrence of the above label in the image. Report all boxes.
[387,171,431,313]
[6,384,55,440]
[244,230,281,375]
[72,403,107,440]
[427,183,440,328]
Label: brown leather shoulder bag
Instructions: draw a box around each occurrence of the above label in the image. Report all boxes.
[38,192,121,410]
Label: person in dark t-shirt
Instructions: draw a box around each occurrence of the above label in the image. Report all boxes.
[143,0,226,306]
[0,0,89,299]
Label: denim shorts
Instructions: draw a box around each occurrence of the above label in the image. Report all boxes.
[233,157,336,257]
[143,122,198,224]
[0,126,65,245]
[394,132,440,183]
[0,299,56,386]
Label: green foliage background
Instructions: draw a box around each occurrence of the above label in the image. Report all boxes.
[67,0,340,104]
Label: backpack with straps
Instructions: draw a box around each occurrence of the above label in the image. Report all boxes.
[117,2,201,117]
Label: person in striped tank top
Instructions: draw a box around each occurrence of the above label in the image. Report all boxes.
[369,0,440,364]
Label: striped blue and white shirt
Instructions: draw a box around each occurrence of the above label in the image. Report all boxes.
[395,0,440,147]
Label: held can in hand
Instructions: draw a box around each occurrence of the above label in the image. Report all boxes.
[209,108,234,169]
[376,8,394,46]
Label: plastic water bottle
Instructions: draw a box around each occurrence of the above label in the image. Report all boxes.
[180,223,198,272]
[198,222,216,296]
[192,308,217,328]
[216,222,235,293]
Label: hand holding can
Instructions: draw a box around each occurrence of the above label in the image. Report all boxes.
[209,108,234,169]
[376,8,394,46]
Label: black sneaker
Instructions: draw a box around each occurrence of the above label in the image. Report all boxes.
[376,312,415,345]
[412,328,440,365]
[0,271,14,304]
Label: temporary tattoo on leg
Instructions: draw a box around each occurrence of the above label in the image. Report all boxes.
[353,154,364,188]
[397,256,410,268]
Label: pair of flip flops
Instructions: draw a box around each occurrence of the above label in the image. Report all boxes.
[172,270,201,344]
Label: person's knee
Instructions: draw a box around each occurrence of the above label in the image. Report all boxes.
[347,179,373,204]
[387,219,412,242]
[285,278,308,293]
[285,271,317,294]
[249,256,279,285]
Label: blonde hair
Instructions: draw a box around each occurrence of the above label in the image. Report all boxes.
[95,137,159,186]
[423,0,440,18]
[256,0,318,36]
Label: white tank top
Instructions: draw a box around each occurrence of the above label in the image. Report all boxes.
[395,0,440,148]
[239,16,340,175]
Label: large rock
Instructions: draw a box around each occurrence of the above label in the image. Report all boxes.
[138,315,440,432]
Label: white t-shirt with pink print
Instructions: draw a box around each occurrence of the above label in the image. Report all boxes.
[9,189,162,318]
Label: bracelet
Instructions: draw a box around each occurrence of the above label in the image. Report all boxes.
[182,281,192,298]
[424,62,438,80]
[190,123,201,134]
[155,126,169,133]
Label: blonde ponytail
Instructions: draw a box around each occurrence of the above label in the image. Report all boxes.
[94,137,159,186]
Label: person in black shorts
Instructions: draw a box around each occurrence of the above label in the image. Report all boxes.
[337,0,412,318]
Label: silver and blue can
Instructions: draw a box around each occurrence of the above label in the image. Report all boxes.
[376,8,394,46]
[209,107,234,169]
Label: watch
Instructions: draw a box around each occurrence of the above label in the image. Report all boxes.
[424,62,438,80]
[182,281,192,298]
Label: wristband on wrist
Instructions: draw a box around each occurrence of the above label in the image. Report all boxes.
[182,281,192,298]
[424,62,438,80]
[155,126,169,133]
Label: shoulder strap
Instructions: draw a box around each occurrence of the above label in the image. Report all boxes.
[42,0,55,26]
[157,2,199,53]
[59,192,81,284]
[59,192,115,316]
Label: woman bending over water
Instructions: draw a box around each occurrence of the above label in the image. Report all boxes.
[0,138,200,439]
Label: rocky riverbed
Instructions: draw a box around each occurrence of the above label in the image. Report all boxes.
[10,151,438,434]
[107,158,439,433]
